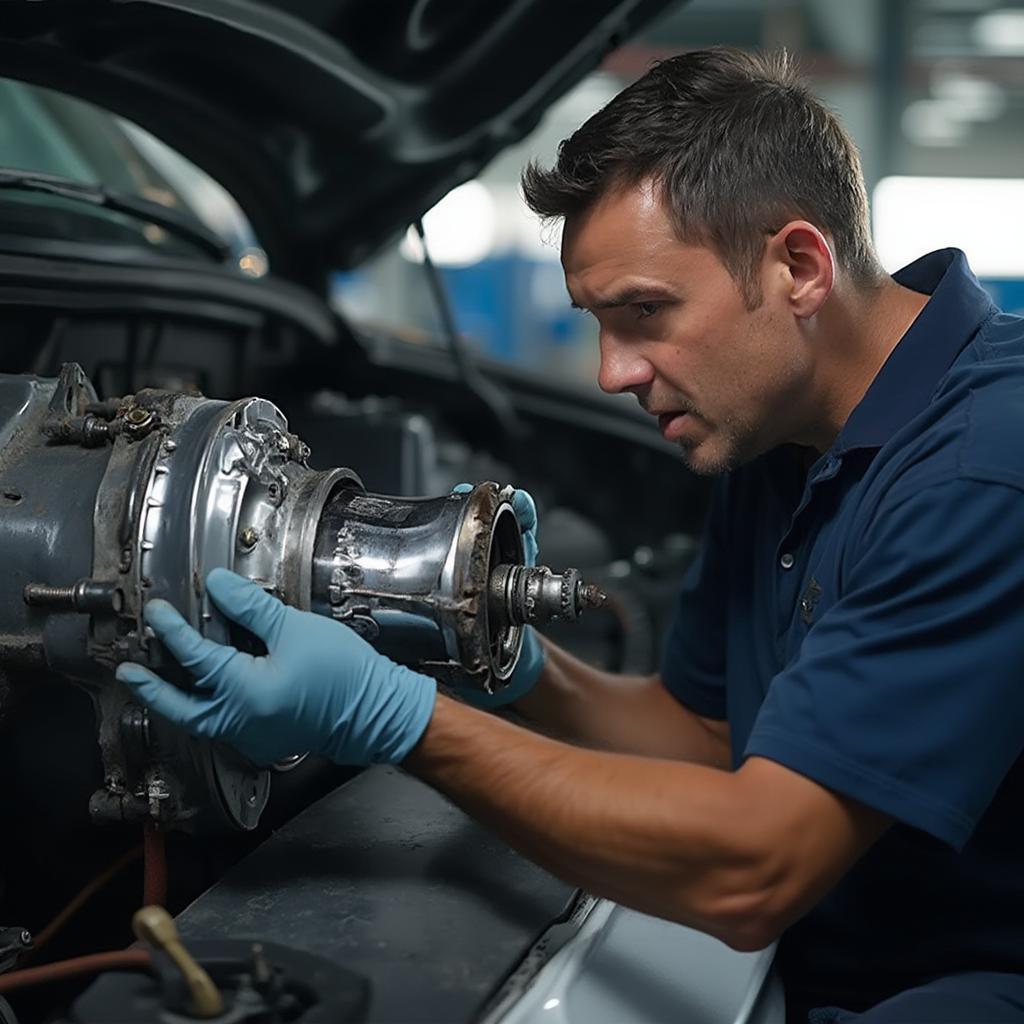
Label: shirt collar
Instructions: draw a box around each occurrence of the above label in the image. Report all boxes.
[834,248,996,453]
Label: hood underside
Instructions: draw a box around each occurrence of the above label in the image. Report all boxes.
[0,0,679,281]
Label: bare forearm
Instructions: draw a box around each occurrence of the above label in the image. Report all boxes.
[405,694,769,947]
[514,637,730,766]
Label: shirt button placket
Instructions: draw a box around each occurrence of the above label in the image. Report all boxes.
[774,549,798,662]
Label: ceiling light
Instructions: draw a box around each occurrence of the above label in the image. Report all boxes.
[931,71,1006,120]
[401,181,496,268]
[901,99,969,146]
[973,9,1024,53]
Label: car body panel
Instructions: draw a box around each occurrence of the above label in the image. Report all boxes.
[0,0,677,281]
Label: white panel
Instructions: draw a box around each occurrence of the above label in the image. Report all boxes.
[873,176,1024,277]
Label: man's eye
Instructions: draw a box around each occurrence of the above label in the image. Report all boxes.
[634,302,661,320]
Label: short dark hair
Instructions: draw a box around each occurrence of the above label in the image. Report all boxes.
[522,47,884,306]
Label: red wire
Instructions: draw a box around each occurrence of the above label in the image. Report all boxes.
[30,845,143,954]
[0,827,170,1003]
[142,825,167,908]
[0,950,152,994]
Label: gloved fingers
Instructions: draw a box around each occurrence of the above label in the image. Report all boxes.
[459,625,544,709]
[206,568,287,648]
[511,489,538,566]
[455,484,538,539]
[511,488,538,536]
[116,662,213,732]
[145,600,237,680]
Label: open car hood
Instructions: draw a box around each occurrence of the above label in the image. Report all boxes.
[0,0,678,282]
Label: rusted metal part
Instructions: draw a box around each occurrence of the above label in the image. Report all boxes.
[488,564,607,627]
[0,363,603,835]
[23,579,123,614]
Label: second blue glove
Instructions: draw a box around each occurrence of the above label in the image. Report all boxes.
[453,484,545,709]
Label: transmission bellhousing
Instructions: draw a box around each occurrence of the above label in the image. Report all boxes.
[0,364,601,832]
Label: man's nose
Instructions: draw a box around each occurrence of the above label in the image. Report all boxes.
[597,333,655,395]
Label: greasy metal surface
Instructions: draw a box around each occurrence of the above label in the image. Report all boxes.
[134,394,271,831]
[176,766,578,1024]
[281,468,362,612]
[0,366,593,832]
[488,566,607,628]
[0,369,109,680]
[0,368,530,831]
[0,373,270,831]
[447,484,524,689]
[1,366,587,700]
[310,484,525,686]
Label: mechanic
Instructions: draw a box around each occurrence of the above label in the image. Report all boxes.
[117,48,1024,1024]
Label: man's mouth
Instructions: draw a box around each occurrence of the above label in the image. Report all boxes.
[657,411,694,441]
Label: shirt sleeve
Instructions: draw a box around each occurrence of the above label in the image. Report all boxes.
[745,476,1024,850]
[660,476,730,720]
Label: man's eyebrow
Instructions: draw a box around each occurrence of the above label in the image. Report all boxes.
[568,285,678,311]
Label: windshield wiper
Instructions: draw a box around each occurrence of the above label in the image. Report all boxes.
[0,168,231,262]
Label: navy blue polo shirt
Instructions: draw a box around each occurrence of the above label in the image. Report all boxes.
[661,249,1024,1006]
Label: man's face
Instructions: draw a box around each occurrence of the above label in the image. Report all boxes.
[562,182,813,475]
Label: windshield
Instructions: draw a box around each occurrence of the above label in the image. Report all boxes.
[0,78,265,272]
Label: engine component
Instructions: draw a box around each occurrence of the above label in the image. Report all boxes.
[0,928,31,976]
[132,906,222,1018]
[489,564,604,627]
[309,483,528,684]
[67,938,368,1024]
[0,364,601,834]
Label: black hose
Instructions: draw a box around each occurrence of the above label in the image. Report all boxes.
[413,219,525,453]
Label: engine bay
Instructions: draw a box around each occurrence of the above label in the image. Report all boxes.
[0,264,703,1022]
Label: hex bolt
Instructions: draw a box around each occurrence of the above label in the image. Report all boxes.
[124,406,158,440]
[24,579,124,614]
[43,414,112,447]
[147,777,170,820]
[82,416,114,446]
[125,407,153,427]
[283,433,311,462]
[23,583,76,607]
[105,770,127,795]
[238,526,260,551]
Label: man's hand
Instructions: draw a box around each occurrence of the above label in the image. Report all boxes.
[454,484,545,708]
[115,568,436,766]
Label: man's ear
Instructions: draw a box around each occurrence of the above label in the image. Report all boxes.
[765,221,834,318]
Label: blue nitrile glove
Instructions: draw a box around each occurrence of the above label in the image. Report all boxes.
[453,483,545,708]
[114,568,436,767]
